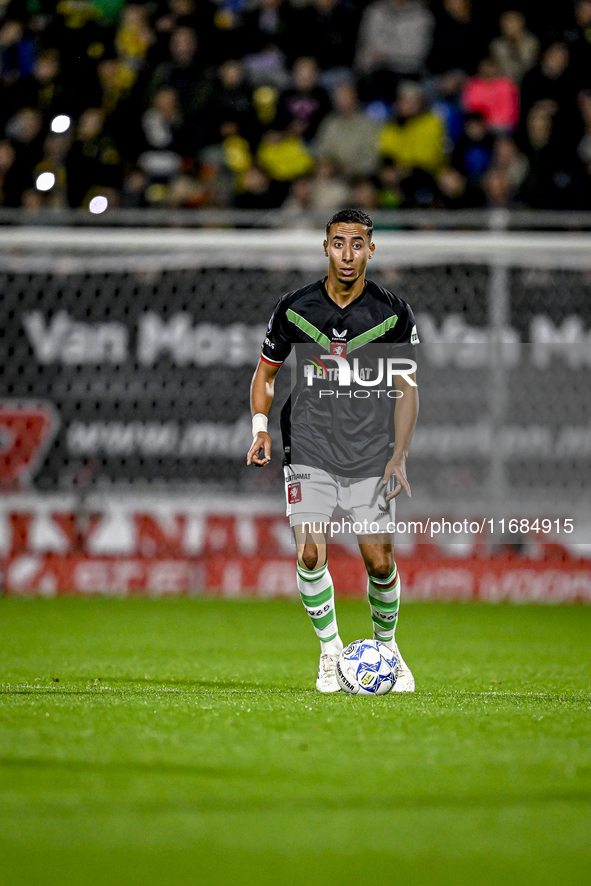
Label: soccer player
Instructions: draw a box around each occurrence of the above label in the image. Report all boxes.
[247,209,419,693]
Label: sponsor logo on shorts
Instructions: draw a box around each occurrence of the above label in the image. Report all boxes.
[378,503,390,515]
[288,482,302,503]
[288,473,310,481]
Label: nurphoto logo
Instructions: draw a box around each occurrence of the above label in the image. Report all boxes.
[303,354,417,399]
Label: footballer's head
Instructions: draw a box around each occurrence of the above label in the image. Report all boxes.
[324,209,375,287]
[325,209,373,244]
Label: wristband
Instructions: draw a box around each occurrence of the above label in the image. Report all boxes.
[252,413,268,436]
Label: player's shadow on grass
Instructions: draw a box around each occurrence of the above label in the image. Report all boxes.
[2,759,590,810]
[0,678,303,694]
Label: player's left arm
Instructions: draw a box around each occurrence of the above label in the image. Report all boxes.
[382,370,419,500]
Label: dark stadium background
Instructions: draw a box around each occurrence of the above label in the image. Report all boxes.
[0,0,590,600]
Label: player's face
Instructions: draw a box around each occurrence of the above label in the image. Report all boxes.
[324,223,375,287]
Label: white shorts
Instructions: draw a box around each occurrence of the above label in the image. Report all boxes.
[284,463,395,533]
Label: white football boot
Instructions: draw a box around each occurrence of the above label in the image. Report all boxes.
[316,652,341,693]
[390,640,415,692]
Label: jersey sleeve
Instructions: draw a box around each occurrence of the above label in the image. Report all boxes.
[391,301,419,346]
[260,297,293,365]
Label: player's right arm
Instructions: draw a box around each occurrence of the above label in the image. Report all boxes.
[246,358,281,466]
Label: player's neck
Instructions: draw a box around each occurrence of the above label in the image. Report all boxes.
[325,273,366,308]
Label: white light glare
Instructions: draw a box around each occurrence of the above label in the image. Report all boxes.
[89,195,108,214]
[51,115,71,133]
[36,172,55,191]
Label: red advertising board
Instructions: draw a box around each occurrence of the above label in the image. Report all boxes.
[1,505,590,601]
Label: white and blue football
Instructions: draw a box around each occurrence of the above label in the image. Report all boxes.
[336,639,397,695]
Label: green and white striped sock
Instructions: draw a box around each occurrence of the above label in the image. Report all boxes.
[296,561,341,654]
[367,564,400,648]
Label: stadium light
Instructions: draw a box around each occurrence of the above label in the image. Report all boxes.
[36,172,55,191]
[51,114,71,133]
[89,195,108,214]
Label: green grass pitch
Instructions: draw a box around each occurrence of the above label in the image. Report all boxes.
[1,597,590,886]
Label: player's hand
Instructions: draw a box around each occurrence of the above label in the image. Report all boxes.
[247,432,271,467]
[382,454,411,500]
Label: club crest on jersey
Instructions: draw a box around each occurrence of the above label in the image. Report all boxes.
[288,482,302,503]
[331,329,347,356]
[330,341,347,357]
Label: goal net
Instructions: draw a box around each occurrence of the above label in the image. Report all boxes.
[0,228,590,598]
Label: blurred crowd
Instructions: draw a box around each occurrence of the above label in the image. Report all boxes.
[2,0,591,215]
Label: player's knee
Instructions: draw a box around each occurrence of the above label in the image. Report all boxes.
[299,544,326,572]
[366,557,394,580]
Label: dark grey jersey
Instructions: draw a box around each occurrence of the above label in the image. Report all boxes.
[261,277,418,477]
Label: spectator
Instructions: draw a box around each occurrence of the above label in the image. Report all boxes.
[492,135,529,193]
[462,57,520,132]
[21,186,45,212]
[154,0,204,37]
[452,112,494,181]
[567,0,591,89]
[576,89,591,172]
[435,165,485,208]
[314,81,380,178]
[137,86,192,167]
[66,107,121,207]
[350,177,380,210]
[115,4,154,81]
[0,139,19,206]
[397,166,439,206]
[4,49,65,128]
[521,42,578,138]
[33,131,71,208]
[379,80,447,174]
[520,102,587,208]
[308,159,351,212]
[375,158,404,208]
[219,120,253,178]
[120,167,149,207]
[274,57,331,141]
[234,165,284,209]
[427,0,486,78]
[4,107,44,200]
[97,56,134,121]
[0,19,36,88]
[148,26,214,125]
[256,128,315,197]
[211,60,259,147]
[280,176,316,227]
[293,0,361,80]
[482,166,514,207]
[489,11,539,84]
[355,0,435,102]
[239,0,298,64]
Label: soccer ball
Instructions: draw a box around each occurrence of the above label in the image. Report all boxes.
[336,639,397,695]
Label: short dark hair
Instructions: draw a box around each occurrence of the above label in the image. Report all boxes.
[325,209,373,242]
